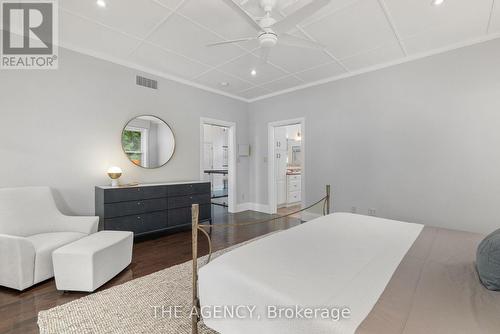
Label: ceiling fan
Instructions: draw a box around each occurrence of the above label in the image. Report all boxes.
[207,0,331,63]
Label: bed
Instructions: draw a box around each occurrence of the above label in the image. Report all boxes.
[191,195,500,333]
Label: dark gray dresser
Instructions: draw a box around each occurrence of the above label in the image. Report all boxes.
[95,181,211,237]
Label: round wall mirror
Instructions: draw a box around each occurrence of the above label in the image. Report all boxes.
[121,115,175,168]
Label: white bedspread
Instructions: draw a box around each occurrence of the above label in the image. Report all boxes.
[199,213,423,334]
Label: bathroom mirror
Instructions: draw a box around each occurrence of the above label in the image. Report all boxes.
[121,115,175,168]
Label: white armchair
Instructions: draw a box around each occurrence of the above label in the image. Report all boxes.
[0,187,98,290]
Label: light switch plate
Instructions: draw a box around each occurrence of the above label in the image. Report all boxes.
[238,144,250,157]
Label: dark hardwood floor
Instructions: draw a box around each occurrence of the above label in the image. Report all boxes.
[0,206,301,334]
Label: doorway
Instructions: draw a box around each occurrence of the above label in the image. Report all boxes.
[200,118,237,213]
[268,118,305,215]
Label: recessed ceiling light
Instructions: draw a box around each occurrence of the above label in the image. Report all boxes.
[250,69,257,76]
[431,0,445,6]
[220,82,229,87]
[96,0,107,8]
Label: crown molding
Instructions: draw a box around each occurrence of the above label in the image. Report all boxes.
[248,33,500,103]
[58,32,500,104]
[58,43,251,103]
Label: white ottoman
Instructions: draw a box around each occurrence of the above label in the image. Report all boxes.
[52,231,133,292]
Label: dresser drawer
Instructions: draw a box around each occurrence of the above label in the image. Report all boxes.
[104,211,168,235]
[168,204,211,227]
[167,183,210,197]
[288,180,301,191]
[104,198,167,219]
[287,174,301,182]
[287,190,301,203]
[104,186,166,203]
[168,193,211,209]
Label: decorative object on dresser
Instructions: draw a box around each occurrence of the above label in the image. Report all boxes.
[95,182,211,237]
[107,166,123,187]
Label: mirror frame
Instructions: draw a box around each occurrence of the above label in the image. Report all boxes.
[121,114,176,169]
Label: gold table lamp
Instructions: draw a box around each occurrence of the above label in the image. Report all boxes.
[107,166,122,187]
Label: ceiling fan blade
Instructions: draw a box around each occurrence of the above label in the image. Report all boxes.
[279,33,325,50]
[259,47,271,64]
[221,0,262,32]
[272,0,331,34]
[207,37,256,47]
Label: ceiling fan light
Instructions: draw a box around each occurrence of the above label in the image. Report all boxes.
[251,69,257,76]
[96,0,106,8]
[431,0,445,6]
[258,32,278,48]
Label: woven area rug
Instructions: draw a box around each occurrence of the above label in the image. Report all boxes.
[37,239,254,334]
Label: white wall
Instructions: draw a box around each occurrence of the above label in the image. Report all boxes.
[0,48,249,216]
[248,38,500,234]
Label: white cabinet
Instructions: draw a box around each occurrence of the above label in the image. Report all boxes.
[286,174,301,206]
[275,151,287,206]
[275,126,287,151]
[288,190,301,203]
[275,126,288,207]
[277,180,286,206]
[276,152,287,182]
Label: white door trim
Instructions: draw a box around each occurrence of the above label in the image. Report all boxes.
[200,118,237,213]
[268,117,305,214]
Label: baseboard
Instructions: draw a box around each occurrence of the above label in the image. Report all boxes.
[236,203,253,212]
[236,203,272,214]
[235,204,322,219]
[253,203,272,214]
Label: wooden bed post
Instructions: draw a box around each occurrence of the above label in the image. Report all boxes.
[192,204,199,334]
[326,185,331,215]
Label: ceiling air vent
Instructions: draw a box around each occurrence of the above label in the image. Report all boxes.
[136,75,158,89]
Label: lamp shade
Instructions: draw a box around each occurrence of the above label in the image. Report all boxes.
[107,166,122,179]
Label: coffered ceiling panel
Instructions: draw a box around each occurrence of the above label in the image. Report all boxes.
[238,86,272,99]
[194,69,255,93]
[147,13,244,66]
[178,0,257,48]
[60,0,171,39]
[282,0,359,27]
[264,40,334,73]
[383,0,493,39]
[219,53,288,85]
[156,0,184,10]
[341,41,404,71]
[259,75,304,92]
[60,10,142,58]
[57,0,500,101]
[129,42,210,79]
[303,0,398,59]
[295,61,346,82]
[402,20,487,55]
